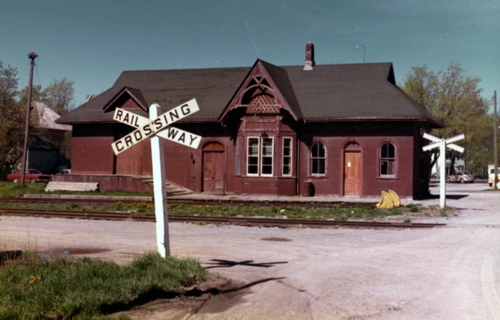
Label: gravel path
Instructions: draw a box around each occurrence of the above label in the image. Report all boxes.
[1,183,499,319]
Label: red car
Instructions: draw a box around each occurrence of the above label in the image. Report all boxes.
[7,169,51,183]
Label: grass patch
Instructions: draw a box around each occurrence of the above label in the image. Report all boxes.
[0,199,451,221]
[0,181,152,198]
[0,181,453,221]
[0,252,208,319]
[0,181,47,197]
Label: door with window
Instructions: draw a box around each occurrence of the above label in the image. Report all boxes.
[203,142,225,193]
[344,152,361,196]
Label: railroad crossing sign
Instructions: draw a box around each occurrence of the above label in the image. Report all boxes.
[112,99,201,155]
[112,99,202,257]
[422,133,464,208]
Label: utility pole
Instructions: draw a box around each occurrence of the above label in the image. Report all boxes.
[494,90,498,189]
[20,52,37,186]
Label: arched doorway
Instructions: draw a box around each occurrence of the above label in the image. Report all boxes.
[202,142,225,193]
[344,141,362,196]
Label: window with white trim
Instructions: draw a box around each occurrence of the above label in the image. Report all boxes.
[311,142,326,175]
[282,137,292,176]
[246,137,274,176]
[380,142,396,177]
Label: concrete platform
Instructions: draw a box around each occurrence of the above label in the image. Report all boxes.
[167,193,405,205]
[24,192,396,205]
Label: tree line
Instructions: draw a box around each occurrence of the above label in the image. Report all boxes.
[0,59,74,178]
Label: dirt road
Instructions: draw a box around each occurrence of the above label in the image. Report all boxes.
[1,183,500,319]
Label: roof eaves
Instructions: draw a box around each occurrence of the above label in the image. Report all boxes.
[391,85,444,128]
[304,116,441,123]
[102,87,148,112]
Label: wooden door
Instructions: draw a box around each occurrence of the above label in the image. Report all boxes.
[344,152,361,196]
[116,144,142,175]
[203,142,225,193]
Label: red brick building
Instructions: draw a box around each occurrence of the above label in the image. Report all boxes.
[58,44,442,199]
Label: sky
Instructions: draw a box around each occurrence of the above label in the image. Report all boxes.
[1,0,499,109]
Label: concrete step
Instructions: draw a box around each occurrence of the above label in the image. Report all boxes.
[46,181,99,192]
[136,176,193,196]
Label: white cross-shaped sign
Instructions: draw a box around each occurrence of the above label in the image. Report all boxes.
[112,98,202,155]
[111,99,202,257]
[422,133,464,208]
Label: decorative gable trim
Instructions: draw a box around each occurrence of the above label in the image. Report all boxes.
[220,59,299,122]
[102,87,148,112]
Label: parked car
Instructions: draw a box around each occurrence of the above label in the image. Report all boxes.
[488,164,500,187]
[7,169,51,183]
[447,171,474,183]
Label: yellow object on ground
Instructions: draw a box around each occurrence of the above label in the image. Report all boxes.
[375,191,394,209]
[388,190,400,207]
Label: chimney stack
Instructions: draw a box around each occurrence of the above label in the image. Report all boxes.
[304,43,315,71]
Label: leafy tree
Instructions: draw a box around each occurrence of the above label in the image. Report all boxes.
[43,77,75,116]
[61,130,72,161]
[403,63,490,174]
[464,113,496,175]
[0,60,25,178]
[18,84,47,107]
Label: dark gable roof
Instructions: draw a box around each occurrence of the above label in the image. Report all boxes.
[58,61,442,127]
[284,63,440,124]
[259,60,303,119]
[59,67,251,124]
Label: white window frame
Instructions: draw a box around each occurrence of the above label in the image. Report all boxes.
[261,136,274,177]
[246,136,274,177]
[282,137,293,177]
[247,137,260,176]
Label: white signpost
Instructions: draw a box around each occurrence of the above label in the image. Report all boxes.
[112,99,202,257]
[422,133,464,208]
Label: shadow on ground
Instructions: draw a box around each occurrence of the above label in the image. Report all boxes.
[99,277,286,315]
[204,259,288,269]
[425,194,469,200]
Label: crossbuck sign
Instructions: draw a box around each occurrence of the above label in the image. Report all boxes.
[112,99,201,155]
[112,99,202,257]
[422,133,464,208]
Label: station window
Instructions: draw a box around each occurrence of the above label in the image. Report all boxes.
[311,142,326,175]
[247,137,274,176]
[282,137,293,176]
[380,142,396,177]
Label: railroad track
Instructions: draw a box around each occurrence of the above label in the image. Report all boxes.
[0,196,377,208]
[0,208,446,229]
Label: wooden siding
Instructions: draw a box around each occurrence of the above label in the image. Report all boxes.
[72,125,115,174]
[298,122,417,198]
[70,119,429,199]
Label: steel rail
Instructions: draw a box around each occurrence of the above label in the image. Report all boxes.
[0,196,377,208]
[0,208,446,229]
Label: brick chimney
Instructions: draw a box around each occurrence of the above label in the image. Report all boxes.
[304,43,315,71]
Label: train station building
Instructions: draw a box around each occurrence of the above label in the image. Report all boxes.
[57,43,442,199]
